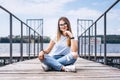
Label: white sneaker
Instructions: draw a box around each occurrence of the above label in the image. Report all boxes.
[41,63,49,71]
[64,65,76,72]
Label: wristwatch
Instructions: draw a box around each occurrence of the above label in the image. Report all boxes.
[70,37,74,39]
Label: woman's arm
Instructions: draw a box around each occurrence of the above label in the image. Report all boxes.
[65,31,78,52]
[65,31,78,59]
[38,40,55,60]
[70,39,78,52]
[43,40,55,53]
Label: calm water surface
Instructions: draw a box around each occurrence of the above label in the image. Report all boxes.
[0,43,120,55]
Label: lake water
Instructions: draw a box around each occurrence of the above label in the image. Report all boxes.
[0,43,120,55]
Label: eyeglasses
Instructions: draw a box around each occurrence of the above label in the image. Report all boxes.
[59,23,67,27]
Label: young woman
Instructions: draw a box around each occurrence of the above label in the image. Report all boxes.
[38,17,78,72]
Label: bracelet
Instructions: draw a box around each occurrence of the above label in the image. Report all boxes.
[70,37,74,39]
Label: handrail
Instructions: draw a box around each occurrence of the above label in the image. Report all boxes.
[0,5,40,35]
[79,0,120,37]
[0,5,43,64]
[78,0,120,65]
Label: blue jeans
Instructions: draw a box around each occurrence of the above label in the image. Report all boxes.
[42,53,77,71]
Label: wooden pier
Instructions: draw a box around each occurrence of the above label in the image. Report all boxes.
[0,58,120,80]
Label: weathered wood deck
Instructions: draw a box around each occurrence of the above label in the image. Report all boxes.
[0,58,120,80]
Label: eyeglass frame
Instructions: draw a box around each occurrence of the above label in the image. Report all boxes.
[59,23,67,27]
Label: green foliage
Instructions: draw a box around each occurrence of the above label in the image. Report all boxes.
[0,37,9,43]
[0,35,50,43]
[96,35,120,43]
[43,36,50,43]
[1,35,120,43]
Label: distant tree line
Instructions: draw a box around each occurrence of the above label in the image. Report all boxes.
[99,35,120,43]
[83,35,120,44]
[1,35,120,43]
[0,35,50,43]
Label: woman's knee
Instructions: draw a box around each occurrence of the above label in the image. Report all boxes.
[71,52,78,59]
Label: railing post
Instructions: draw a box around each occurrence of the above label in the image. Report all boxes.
[20,21,23,61]
[104,13,107,65]
[34,31,35,56]
[10,14,13,64]
[81,35,83,57]
[88,28,90,60]
[40,36,43,51]
[78,37,80,57]
[94,22,97,61]
[77,19,79,37]
[37,35,40,55]
[84,33,86,58]
[41,19,44,50]
[28,27,31,59]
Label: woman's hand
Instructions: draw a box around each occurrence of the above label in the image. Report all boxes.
[38,51,44,61]
[64,31,73,38]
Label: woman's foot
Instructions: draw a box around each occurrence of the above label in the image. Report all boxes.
[41,63,49,71]
[63,65,77,72]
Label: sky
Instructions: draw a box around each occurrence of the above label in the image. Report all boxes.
[0,0,120,37]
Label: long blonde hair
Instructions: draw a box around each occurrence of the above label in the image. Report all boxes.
[57,17,72,47]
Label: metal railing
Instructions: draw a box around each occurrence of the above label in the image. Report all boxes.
[0,5,43,64]
[78,0,120,65]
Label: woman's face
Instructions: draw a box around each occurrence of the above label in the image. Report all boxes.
[59,20,68,32]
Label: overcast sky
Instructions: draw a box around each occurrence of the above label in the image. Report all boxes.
[0,0,120,37]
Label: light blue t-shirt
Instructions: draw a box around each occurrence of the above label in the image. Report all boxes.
[49,35,77,56]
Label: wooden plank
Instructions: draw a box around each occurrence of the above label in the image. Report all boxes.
[0,58,120,80]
